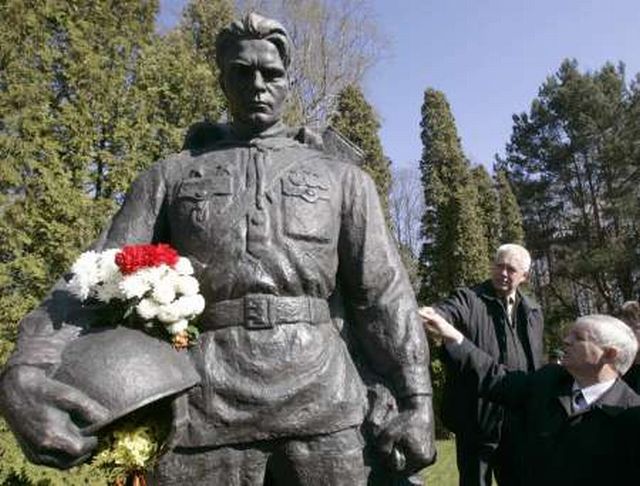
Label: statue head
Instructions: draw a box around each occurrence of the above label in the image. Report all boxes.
[216,13,292,136]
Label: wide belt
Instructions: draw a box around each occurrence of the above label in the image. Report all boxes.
[201,294,331,331]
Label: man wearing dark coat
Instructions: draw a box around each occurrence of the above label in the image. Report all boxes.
[432,244,544,486]
[0,13,435,485]
[421,310,640,486]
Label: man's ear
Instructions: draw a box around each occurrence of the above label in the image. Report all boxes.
[602,346,619,365]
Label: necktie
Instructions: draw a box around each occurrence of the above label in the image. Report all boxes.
[572,389,587,412]
[505,296,515,325]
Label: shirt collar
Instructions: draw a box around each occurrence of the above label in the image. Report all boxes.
[573,379,617,406]
[481,280,520,304]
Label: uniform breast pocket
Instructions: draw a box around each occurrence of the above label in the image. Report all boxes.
[175,177,233,230]
[282,178,333,243]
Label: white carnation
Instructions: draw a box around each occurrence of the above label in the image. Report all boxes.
[67,274,93,301]
[120,274,151,300]
[176,294,205,318]
[70,251,100,277]
[97,249,120,282]
[165,319,188,335]
[175,276,200,296]
[68,251,102,300]
[174,257,194,276]
[151,274,177,305]
[95,280,123,303]
[141,265,167,282]
[136,298,161,320]
[157,303,181,323]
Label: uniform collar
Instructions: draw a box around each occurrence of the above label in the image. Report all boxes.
[229,121,287,141]
[221,122,301,151]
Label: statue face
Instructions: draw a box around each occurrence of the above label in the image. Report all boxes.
[221,38,288,133]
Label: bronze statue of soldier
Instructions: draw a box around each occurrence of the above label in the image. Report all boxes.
[0,13,435,485]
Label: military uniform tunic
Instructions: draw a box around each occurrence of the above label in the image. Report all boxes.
[8,129,431,449]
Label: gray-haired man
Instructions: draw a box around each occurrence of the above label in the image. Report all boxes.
[421,311,640,486]
[430,244,544,486]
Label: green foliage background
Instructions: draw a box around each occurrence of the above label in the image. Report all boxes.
[0,418,107,485]
[418,88,490,304]
[0,0,232,338]
[498,59,640,348]
[330,84,392,214]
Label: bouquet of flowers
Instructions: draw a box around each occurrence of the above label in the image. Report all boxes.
[67,243,205,349]
[66,243,204,484]
[91,402,172,486]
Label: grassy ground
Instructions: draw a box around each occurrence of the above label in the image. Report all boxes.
[423,439,497,486]
[423,439,458,486]
[0,419,107,485]
[1,424,460,486]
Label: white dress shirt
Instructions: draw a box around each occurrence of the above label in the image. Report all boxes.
[571,379,616,411]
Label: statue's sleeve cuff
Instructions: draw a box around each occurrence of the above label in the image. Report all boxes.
[6,326,81,370]
[395,366,433,398]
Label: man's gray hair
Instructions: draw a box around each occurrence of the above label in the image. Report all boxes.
[495,244,531,273]
[215,12,292,73]
[577,314,639,375]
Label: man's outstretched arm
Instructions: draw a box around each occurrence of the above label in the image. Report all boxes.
[419,307,531,409]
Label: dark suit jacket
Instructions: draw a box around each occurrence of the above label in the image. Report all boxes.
[623,363,640,393]
[448,339,640,486]
[436,280,544,442]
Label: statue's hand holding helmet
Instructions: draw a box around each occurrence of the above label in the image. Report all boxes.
[0,365,108,469]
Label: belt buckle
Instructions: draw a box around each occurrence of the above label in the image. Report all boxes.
[244,295,273,330]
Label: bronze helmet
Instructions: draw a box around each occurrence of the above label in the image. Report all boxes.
[52,325,200,434]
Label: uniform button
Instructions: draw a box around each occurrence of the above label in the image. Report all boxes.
[305,188,316,197]
[250,213,265,226]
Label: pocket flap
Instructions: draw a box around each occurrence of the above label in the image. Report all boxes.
[178,177,232,201]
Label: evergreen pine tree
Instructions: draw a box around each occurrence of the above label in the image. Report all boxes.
[498,59,638,316]
[0,0,231,340]
[494,169,524,244]
[0,1,158,340]
[180,0,234,65]
[472,165,500,257]
[330,84,391,213]
[418,89,489,302]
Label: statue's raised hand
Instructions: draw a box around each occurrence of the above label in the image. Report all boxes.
[0,365,109,469]
[376,394,436,474]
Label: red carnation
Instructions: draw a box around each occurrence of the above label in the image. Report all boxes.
[115,243,179,275]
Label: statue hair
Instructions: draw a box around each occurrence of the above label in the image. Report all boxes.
[215,12,292,73]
